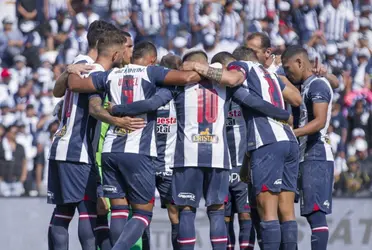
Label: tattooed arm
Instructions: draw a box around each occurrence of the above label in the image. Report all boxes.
[182,61,245,87]
[89,95,146,130]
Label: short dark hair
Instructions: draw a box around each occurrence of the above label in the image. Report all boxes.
[132,41,157,61]
[97,30,127,55]
[182,50,208,62]
[5,124,17,134]
[211,52,236,66]
[160,54,182,70]
[246,32,271,50]
[282,45,308,61]
[87,20,118,49]
[232,46,258,61]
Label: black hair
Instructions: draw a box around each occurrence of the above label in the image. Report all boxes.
[132,41,157,61]
[182,50,208,62]
[246,32,271,50]
[211,52,236,65]
[282,45,308,61]
[97,30,127,55]
[87,20,118,49]
[232,46,258,61]
[160,54,182,70]
[5,124,17,134]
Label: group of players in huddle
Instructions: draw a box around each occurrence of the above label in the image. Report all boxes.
[47,20,337,250]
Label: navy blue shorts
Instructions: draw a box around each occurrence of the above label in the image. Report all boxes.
[299,160,334,216]
[225,167,250,217]
[172,167,229,208]
[101,153,155,204]
[47,160,98,205]
[155,171,173,209]
[250,141,299,196]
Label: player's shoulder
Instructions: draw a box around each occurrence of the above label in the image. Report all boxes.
[310,77,332,90]
[73,54,94,64]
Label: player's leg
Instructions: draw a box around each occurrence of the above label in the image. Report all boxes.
[278,142,299,250]
[141,199,154,250]
[49,204,76,250]
[48,209,55,250]
[112,153,156,250]
[77,200,97,250]
[300,161,334,250]
[101,152,129,245]
[172,167,203,250]
[157,172,179,250]
[225,191,235,250]
[95,214,111,250]
[204,168,230,250]
[251,143,286,250]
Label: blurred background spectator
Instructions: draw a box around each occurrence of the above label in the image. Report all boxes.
[0,0,371,198]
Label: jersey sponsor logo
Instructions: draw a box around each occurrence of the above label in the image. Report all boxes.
[47,191,54,199]
[54,125,67,137]
[115,67,145,74]
[113,126,132,136]
[225,118,236,127]
[226,109,242,127]
[103,185,118,193]
[178,192,195,201]
[155,171,173,177]
[274,179,282,185]
[192,128,219,144]
[157,117,176,134]
[229,172,241,183]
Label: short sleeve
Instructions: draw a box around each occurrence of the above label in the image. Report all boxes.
[227,61,249,78]
[91,71,110,92]
[88,92,104,100]
[147,65,171,86]
[73,59,88,65]
[308,79,332,103]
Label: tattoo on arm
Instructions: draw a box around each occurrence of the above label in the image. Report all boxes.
[89,97,117,125]
[194,63,223,82]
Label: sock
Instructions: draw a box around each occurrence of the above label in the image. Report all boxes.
[110,205,130,245]
[260,220,281,250]
[207,210,227,250]
[306,211,329,250]
[95,215,111,250]
[112,209,152,250]
[77,201,97,250]
[50,205,75,250]
[251,209,262,249]
[48,209,55,250]
[171,223,180,250]
[226,220,235,250]
[280,221,297,250]
[239,220,254,250]
[178,209,197,250]
[142,225,151,250]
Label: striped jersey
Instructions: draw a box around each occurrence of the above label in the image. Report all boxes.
[155,99,177,173]
[244,0,275,21]
[298,75,334,162]
[90,65,170,156]
[49,61,104,164]
[228,61,297,151]
[226,100,246,167]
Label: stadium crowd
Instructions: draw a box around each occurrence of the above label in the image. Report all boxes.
[0,0,371,198]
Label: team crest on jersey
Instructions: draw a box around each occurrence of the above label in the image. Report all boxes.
[55,125,67,137]
[192,128,219,144]
[114,126,132,136]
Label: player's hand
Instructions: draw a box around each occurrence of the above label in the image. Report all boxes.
[312,57,327,77]
[115,116,146,131]
[97,197,109,215]
[180,61,196,71]
[274,55,282,66]
[66,64,95,77]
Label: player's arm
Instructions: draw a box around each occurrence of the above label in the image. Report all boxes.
[182,61,245,87]
[108,87,175,117]
[293,80,331,137]
[68,71,109,93]
[278,75,302,107]
[53,63,94,97]
[232,87,290,121]
[89,95,146,130]
[162,70,202,85]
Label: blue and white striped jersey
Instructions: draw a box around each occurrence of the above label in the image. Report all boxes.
[298,75,334,162]
[91,65,170,157]
[155,99,177,173]
[132,0,164,31]
[226,100,246,167]
[49,60,104,164]
[228,61,297,151]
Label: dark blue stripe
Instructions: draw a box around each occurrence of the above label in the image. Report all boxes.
[154,107,170,172]
[223,100,231,169]
[226,102,237,166]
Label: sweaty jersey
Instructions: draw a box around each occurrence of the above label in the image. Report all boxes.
[298,75,334,162]
[228,60,297,151]
[155,99,177,173]
[49,58,102,164]
[91,64,170,157]
[226,100,246,167]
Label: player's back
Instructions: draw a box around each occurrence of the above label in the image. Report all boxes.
[172,80,231,169]
[102,64,167,157]
[230,60,296,151]
[49,63,104,164]
[299,76,334,162]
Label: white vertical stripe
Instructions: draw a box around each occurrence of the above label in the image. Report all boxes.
[163,100,177,171]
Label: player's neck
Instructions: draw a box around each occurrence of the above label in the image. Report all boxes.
[303,69,314,82]
[133,59,149,66]
[87,49,98,61]
[95,56,112,71]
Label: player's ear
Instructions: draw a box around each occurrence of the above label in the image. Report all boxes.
[150,56,157,65]
[296,58,302,69]
[265,48,272,58]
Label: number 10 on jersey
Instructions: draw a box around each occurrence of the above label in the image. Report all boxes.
[197,88,218,123]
